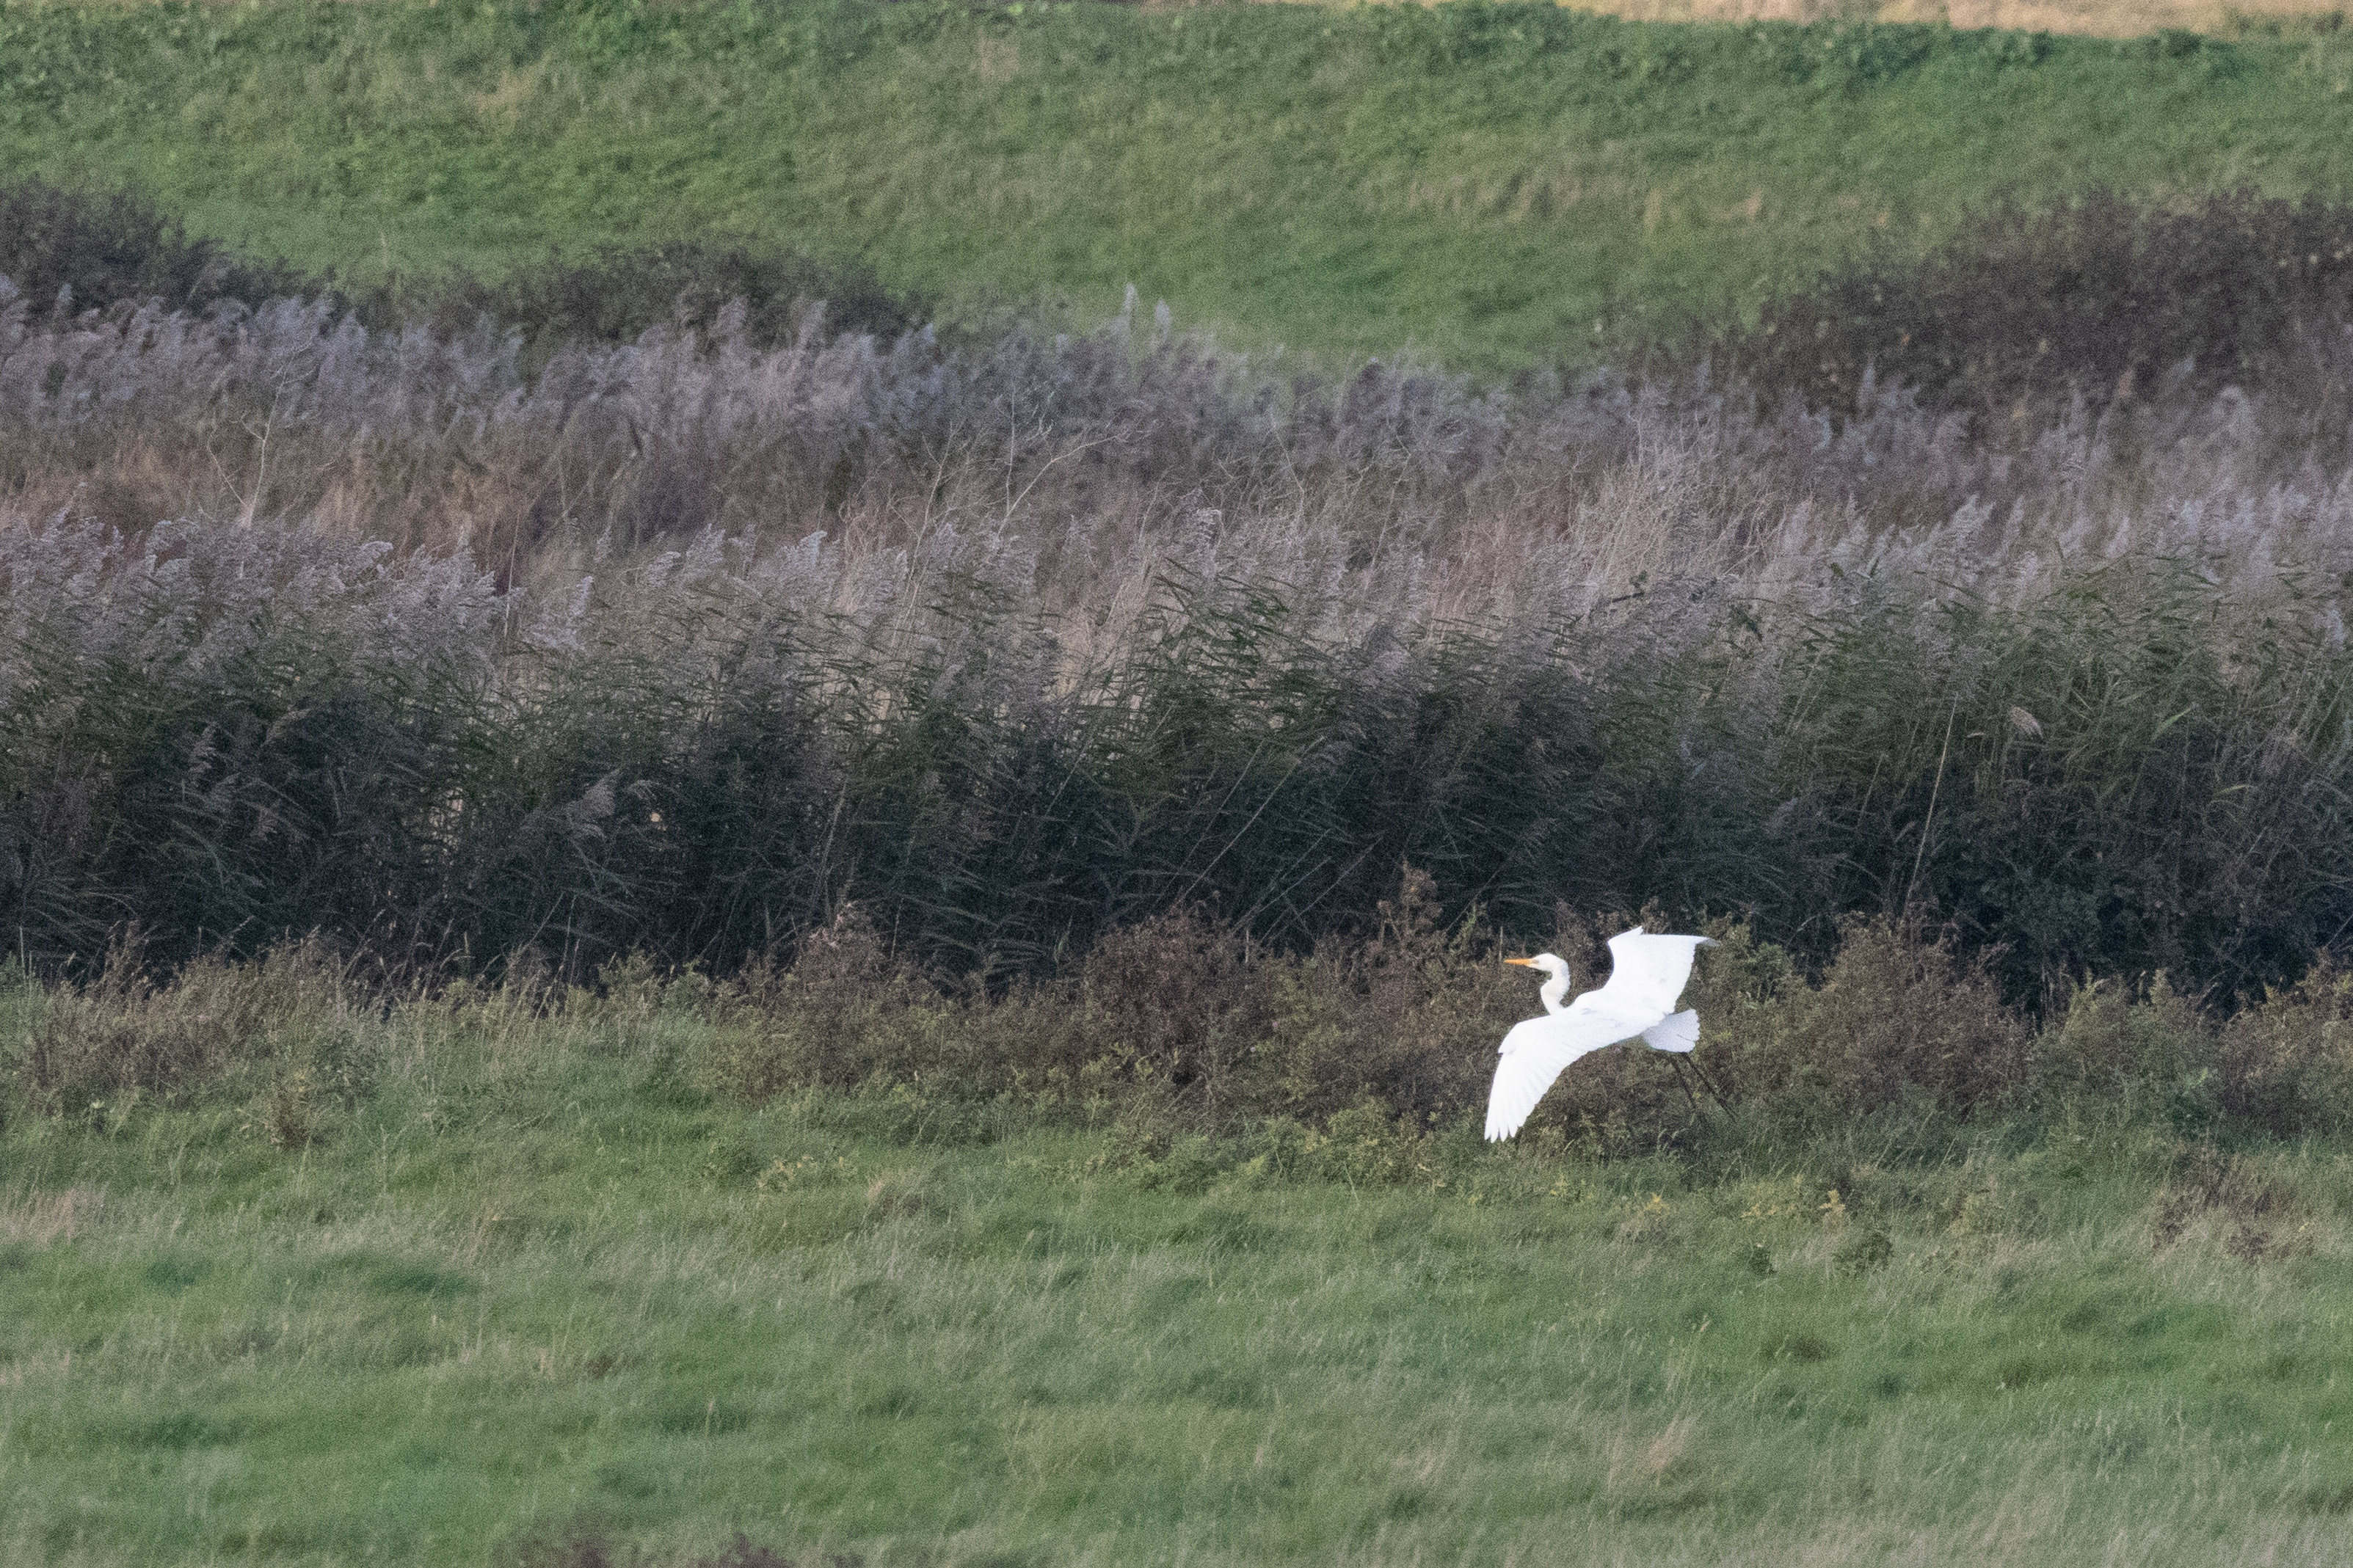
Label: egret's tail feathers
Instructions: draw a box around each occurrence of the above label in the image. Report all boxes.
[1641,1010,1699,1053]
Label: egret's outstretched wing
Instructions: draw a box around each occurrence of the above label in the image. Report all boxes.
[1484,1004,1645,1140]
[1640,1009,1699,1053]
[1593,929,1711,1018]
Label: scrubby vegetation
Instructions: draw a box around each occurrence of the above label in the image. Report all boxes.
[0,175,921,353]
[1679,187,2353,429]
[12,895,2353,1160]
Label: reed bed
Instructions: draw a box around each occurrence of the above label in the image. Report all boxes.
[7,247,2353,1005]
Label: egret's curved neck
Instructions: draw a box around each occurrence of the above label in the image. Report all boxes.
[1541,971,1571,1015]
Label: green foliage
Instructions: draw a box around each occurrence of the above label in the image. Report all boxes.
[2217,961,2353,1135]
[1684,916,2029,1138]
[4,933,368,1135]
[4,1,2352,367]
[2034,974,2214,1120]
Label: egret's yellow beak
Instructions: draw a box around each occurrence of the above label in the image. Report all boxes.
[1504,957,1538,967]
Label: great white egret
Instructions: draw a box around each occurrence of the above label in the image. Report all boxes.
[1483,927,1714,1140]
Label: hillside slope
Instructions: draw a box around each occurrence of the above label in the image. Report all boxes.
[5,1,2352,367]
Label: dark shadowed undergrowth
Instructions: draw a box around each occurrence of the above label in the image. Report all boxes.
[0,178,310,324]
[1673,189,2353,444]
[0,176,921,353]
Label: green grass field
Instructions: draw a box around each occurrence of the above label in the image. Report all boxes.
[7,982,2353,1567]
[7,1,2353,367]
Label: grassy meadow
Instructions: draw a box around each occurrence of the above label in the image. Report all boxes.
[1450,0,2348,43]
[5,0,2353,366]
[7,960,2353,1568]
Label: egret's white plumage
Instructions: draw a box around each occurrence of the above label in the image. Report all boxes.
[1483,927,1713,1140]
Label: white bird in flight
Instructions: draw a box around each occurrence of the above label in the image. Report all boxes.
[1483,927,1714,1140]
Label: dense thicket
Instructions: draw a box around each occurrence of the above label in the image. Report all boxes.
[0,177,308,321]
[9,502,2352,1001]
[1678,189,2353,435]
[373,238,925,353]
[0,176,917,351]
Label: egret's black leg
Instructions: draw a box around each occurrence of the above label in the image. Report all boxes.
[1668,1055,1702,1117]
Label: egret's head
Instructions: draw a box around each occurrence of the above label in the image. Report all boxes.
[1505,953,1570,980]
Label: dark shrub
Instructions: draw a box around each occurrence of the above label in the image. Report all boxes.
[1079,906,1254,1109]
[0,178,921,351]
[1682,189,2353,420]
[2216,960,2353,1137]
[1690,916,2027,1137]
[374,239,925,350]
[2032,975,2215,1121]
[0,178,305,316]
